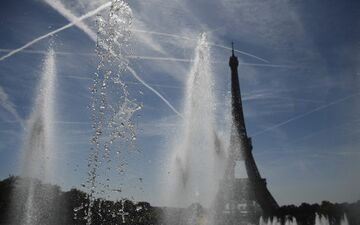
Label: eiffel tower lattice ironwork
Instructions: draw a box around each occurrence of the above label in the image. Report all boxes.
[214,43,279,224]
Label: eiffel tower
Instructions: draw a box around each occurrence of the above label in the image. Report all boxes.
[214,44,279,225]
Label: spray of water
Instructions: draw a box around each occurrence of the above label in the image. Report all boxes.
[315,213,330,225]
[162,33,226,214]
[9,48,57,225]
[314,213,349,225]
[82,1,141,224]
[259,213,349,225]
[259,216,298,225]
[340,214,349,225]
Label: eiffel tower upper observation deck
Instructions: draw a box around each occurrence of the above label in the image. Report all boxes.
[214,44,279,224]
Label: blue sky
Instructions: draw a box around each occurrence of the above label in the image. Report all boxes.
[0,0,359,206]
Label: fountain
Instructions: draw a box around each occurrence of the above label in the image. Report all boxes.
[315,214,330,225]
[340,214,349,225]
[5,1,141,224]
[164,33,225,207]
[161,33,227,225]
[314,213,349,225]
[8,48,58,225]
[259,216,298,225]
[81,0,141,224]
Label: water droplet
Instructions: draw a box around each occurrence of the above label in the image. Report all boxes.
[73,205,84,212]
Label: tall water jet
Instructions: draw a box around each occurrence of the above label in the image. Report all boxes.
[163,33,226,212]
[340,214,349,225]
[259,216,298,225]
[315,214,330,225]
[9,48,58,225]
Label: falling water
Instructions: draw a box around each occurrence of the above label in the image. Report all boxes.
[9,48,57,225]
[82,0,141,224]
[163,33,226,212]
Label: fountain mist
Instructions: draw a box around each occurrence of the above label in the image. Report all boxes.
[9,48,58,225]
[163,33,226,210]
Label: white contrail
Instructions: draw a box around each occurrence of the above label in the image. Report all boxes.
[53,120,91,125]
[211,43,269,63]
[0,48,95,56]
[132,29,194,41]
[44,0,97,41]
[108,50,183,118]
[127,66,183,118]
[253,92,360,136]
[0,86,24,127]
[132,29,270,63]
[128,55,193,62]
[0,2,111,62]
[236,62,295,68]
[40,1,185,118]
[130,56,295,68]
[132,22,168,55]
[62,75,182,90]
[64,67,184,118]
[1,48,294,68]
[126,81,182,89]
[0,2,269,65]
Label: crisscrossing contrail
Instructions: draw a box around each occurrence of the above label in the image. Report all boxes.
[253,92,360,136]
[0,2,111,62]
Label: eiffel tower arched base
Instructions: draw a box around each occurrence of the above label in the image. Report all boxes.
[213,178,263,225]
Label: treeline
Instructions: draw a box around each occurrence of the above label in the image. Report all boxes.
[0,176,359,225]
[275,201,360,225]
[0,176,162,225]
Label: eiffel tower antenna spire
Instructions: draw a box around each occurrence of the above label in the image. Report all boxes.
[231,41,235,56]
